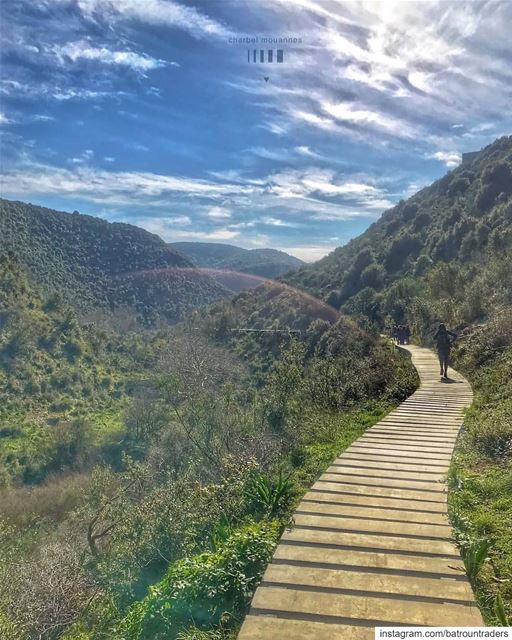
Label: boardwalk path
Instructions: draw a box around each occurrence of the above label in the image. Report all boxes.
[238,345,483,639]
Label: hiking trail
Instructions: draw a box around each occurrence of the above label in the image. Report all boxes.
[237,344,483,639]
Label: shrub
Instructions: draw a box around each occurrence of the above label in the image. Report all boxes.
[401,203,418,221]
[360,263,385,289]
[117,519,280,640]
[245,470,293,518]
[414,254,432,276]
[448,177,470,197]
[385,234,422,272]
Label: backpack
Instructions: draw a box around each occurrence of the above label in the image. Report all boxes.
[436,331,451,350]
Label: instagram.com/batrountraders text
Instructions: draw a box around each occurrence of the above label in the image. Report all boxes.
[376,629,511,639]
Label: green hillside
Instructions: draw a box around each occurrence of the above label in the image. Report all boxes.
[0,263,416,639]
[170,242,304,280]
[0,254,170,486]
[287,135,512,331]
[0,200,229,324]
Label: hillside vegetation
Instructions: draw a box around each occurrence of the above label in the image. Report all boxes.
[0,252,417,639]
[287,136,512,332]
[0,254,170,486]
[170,242,304,280]
[0,200,228,324]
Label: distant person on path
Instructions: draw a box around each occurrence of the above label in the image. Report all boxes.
[404,325,411,345]
[433,323,457,378]
[392,325,399,344]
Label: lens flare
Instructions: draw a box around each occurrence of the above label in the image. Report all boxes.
[117,266,340,324]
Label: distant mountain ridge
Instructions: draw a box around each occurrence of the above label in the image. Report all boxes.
[170,242,304,279]
[0,199,229,324]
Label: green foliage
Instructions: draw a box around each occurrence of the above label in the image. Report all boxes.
[467,401,512,460]
[117,519,280,640]
[176,627,234,640]
[0,199,228,325]
[494,593,510,627]
[0,256,172,485]
[245,470,293,518]
[0,610,22,640]
[449,336,512,622]
[286,136,512,329]
[462,539,491,581]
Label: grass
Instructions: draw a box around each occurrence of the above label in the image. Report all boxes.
[290,402,396,493]
[449,344,512,625]
[449,451,512,623]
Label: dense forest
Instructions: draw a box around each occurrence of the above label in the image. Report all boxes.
[0,200,229,325]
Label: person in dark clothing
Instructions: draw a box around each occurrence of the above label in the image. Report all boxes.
[433,323,457,378]
[404,325,411,345]
[392,325,399,344]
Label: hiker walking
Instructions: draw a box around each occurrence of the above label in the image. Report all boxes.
[404,325,411,345]
[433,323,457,378]
[392,325,399,344]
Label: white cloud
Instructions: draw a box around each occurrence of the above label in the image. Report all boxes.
[32,114,55,122]
[295,145,320,158]
[250,146,292,161]
[0,112,12,125]
[226,0,512,158]
[70,149,94,164]
[167,215,191,225]
[53,88,117,101]
[53,41,172,72]
[207,206,231,220]
[266,167,394,211]
[75,0,232,39]
[170,228,240,241]
[1,160,255,205]
[428,150,461,168]
[260,217,298,227]
[126,142,149,152]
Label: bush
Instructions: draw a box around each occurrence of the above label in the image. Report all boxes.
[118,520,280,640]
[385,234,422,272]
[245,470,293,518]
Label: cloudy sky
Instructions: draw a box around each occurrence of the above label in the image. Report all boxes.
[1,0,511,261]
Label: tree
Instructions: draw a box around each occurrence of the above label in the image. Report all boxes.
[124,394,168,443]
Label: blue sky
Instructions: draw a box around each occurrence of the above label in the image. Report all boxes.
[1,0,511,261]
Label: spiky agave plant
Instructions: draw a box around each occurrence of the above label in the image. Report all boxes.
[463,539,491,581]
[245,469,293,518]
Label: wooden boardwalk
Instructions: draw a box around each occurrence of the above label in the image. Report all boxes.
[238,345,484,639]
